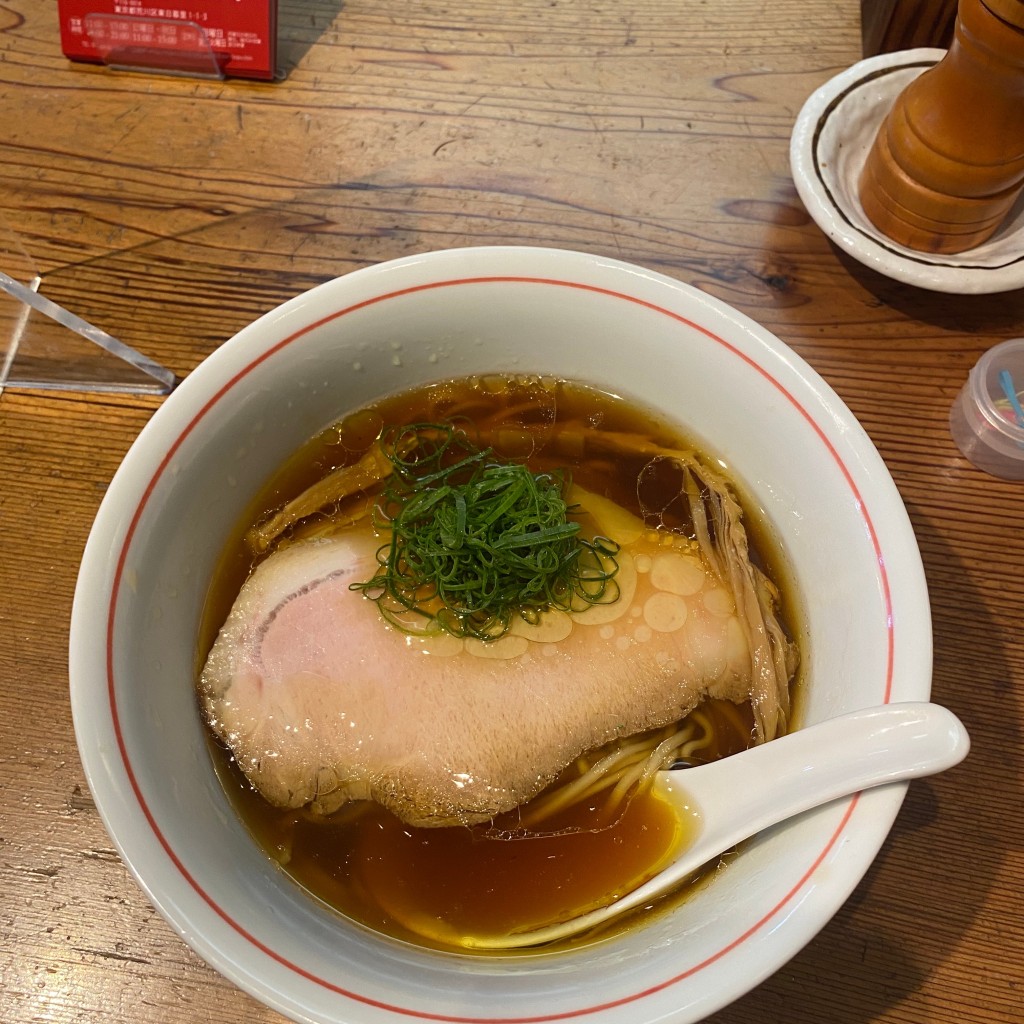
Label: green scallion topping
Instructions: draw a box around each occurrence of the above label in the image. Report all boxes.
[350,422,620,640]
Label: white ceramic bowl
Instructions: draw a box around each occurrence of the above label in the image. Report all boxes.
[69,247,931,1024]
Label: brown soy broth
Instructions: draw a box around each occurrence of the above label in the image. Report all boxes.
[199,375,798,952]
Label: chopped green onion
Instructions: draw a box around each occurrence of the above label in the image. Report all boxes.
[350,422,619,640]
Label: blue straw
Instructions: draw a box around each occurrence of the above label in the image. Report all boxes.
[998,369,1024,429]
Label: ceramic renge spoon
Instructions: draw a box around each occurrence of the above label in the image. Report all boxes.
[465,701,969,949]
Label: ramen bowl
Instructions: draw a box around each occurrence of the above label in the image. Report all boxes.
[69,246,930,1023]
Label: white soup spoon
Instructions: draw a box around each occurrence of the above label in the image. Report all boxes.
[466,701,969,949]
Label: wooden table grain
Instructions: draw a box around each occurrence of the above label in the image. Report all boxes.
[1,2,1020,1022]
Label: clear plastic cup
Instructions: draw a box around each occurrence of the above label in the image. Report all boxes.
[950,338,1024,480]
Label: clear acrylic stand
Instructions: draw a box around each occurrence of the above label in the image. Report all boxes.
[0,217,176,395]
[80,15,227,79]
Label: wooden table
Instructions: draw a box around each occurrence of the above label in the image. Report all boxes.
[1,2,1020,1021]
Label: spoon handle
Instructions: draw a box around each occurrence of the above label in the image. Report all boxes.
[659,700,969,877]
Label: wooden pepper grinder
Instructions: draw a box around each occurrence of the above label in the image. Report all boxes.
[858,0,1024,254]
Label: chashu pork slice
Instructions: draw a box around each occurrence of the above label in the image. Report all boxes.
[199,488,793,827]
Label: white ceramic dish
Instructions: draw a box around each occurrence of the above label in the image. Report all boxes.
[69,246,932,1024]
[790,48,1024,294]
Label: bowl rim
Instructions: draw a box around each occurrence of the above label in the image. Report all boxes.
[69,245,929,1024]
